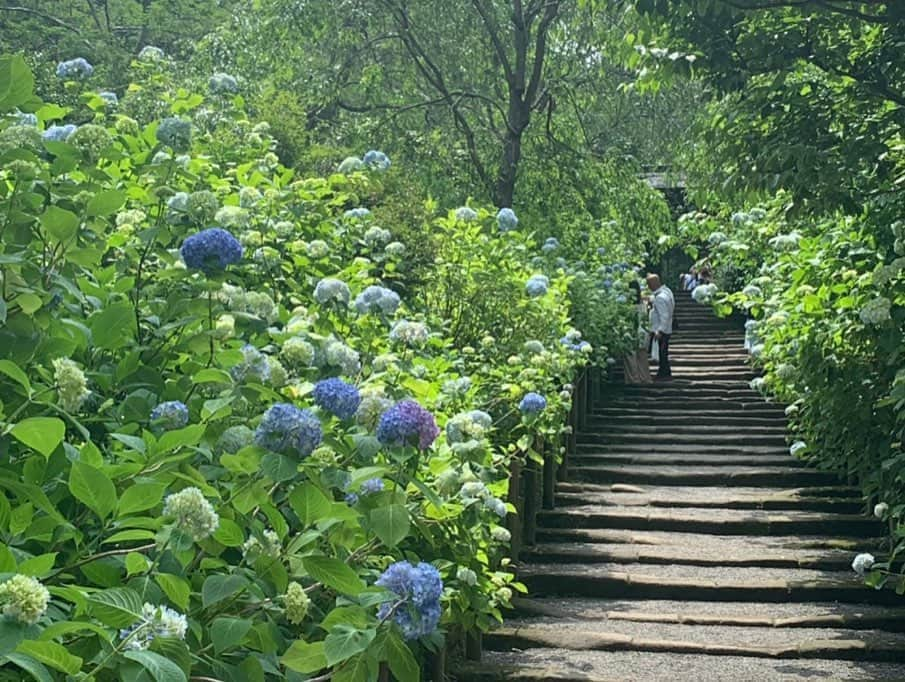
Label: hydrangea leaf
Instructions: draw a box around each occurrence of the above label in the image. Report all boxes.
[123,650,187,682]
[302,556,365,595]
[11,417,65,458]
[68,461,116,520]
[14,641,82,676]
[370,504,410,548]
[281,639,327,674]
[87,587,143,628]
[210,617,253,655]
[323,625,376,667]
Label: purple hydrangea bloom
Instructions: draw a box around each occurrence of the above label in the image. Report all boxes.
[180,228,243,272]
[376,561,443,640]
[312,377,361,420]
[150,401,189,430]
[360,478,384,495]
[518,392,546,415]
[255,403,322,458]
[56,58,93,80]
[376,400,440,450]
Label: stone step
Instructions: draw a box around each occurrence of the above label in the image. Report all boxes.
[484,623,905,662]
[553,484,864,513]
[576,443,789,456]
[600,399,777,411]
[533,528,882,552]
[457,650,905,681]
[511,598,905,632]
[521,542,861,570]
[588,414,784,427]
[580,432,787,446]
[534,506,879,536]
[518,563,901,604]
[589,419,787,432]
[571,464,837,487]
[570,453,797,468]
[593,407,786,419]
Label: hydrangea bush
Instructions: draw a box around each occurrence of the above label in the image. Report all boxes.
[677,198,905,595]
[0,53,651,681]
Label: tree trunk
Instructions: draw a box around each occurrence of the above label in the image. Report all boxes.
[496,129,522,207]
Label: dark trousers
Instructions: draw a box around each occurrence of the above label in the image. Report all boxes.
[657,334,672,377]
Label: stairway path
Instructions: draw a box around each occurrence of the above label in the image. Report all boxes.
[460,291,904,681]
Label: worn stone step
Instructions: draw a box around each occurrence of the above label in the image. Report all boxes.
[533,527,883,552]
[593,406,786,419]
[592,424,788,436]
[571,464,838,487]
[588,414,784,427]
[553,484,864,513]
[534,506,879,536]
[458,649,905,681]
[484,623,905,662]
[601,399,774,411]
[576,443,789,456]
[521,542,866,570]
[518,563,901,604]
[571,454,795,468]
[511,598,905,632]
[580,432,787,446]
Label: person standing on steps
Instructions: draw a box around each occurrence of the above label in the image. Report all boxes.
[647,273,675,382]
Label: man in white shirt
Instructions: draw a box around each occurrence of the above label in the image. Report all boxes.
[646,273,675,381]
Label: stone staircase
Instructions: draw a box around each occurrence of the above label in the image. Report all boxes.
[459,292,905,681]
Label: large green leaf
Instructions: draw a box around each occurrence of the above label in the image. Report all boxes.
[86,189,126,217]
[0,360,31,394]
[323,625,376,667]
[118,482,166,516]
[377,630,420,682]
[210,617,253,655]
[281,640,327,674]
[10,418,65,458]
[201,574,247,608]
[123,650,187,682]
[370,504,410,548]
[87,587,143,627]
[289,483,331,526]
[89,303,136,350]
[302,556,365,595]
[155,574,190,610]
[0,55,36,112]
[14,641,81,676]
[69,461,117,519]
[3,653,53,682]
[40,206,80,243]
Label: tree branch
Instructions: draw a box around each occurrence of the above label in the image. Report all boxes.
[525,0,562,108]
[470,0,513,81]
[0,5,91,42]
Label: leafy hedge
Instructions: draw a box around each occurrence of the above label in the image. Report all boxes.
[0,52,648,681]
[674,198,905,595]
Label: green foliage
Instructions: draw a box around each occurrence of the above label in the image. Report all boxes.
[0,54,646,679]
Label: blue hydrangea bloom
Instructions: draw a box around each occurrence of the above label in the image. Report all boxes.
[363,150,391,170]
[541,237,559,254]
[376,561,443,640]
[344,207,371,219]
[519,392,546,415]
[230,344,271,384]
[42,124,77,142]
[525,274,549,298]
[209,72,239,94]
[376,400,440,450]
[360,478,384,495]
[156,117,192,151]
[345,492,360,505]
[180,228,243,272]
[56,58,93,80]
[354,285,401,315]
[254,403,323,458]
[454,206,478,222]
[15,112,37,127]
[98,91,118,106]
[150,401,189,430]
[312,377,361,420]
[314,278,351,306]
[497,208,518,232]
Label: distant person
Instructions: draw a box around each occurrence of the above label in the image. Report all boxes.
[623,281,653,384]
[680,267,699,291]
[647,273,675,381]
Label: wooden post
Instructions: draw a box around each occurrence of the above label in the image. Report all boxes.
[465,631,482,663]
[430,644,448,679]
[542,439,556,510]
[522,438,541,546]
[506,458,522,558]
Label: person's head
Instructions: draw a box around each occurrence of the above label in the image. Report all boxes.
[646,273,662,291]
